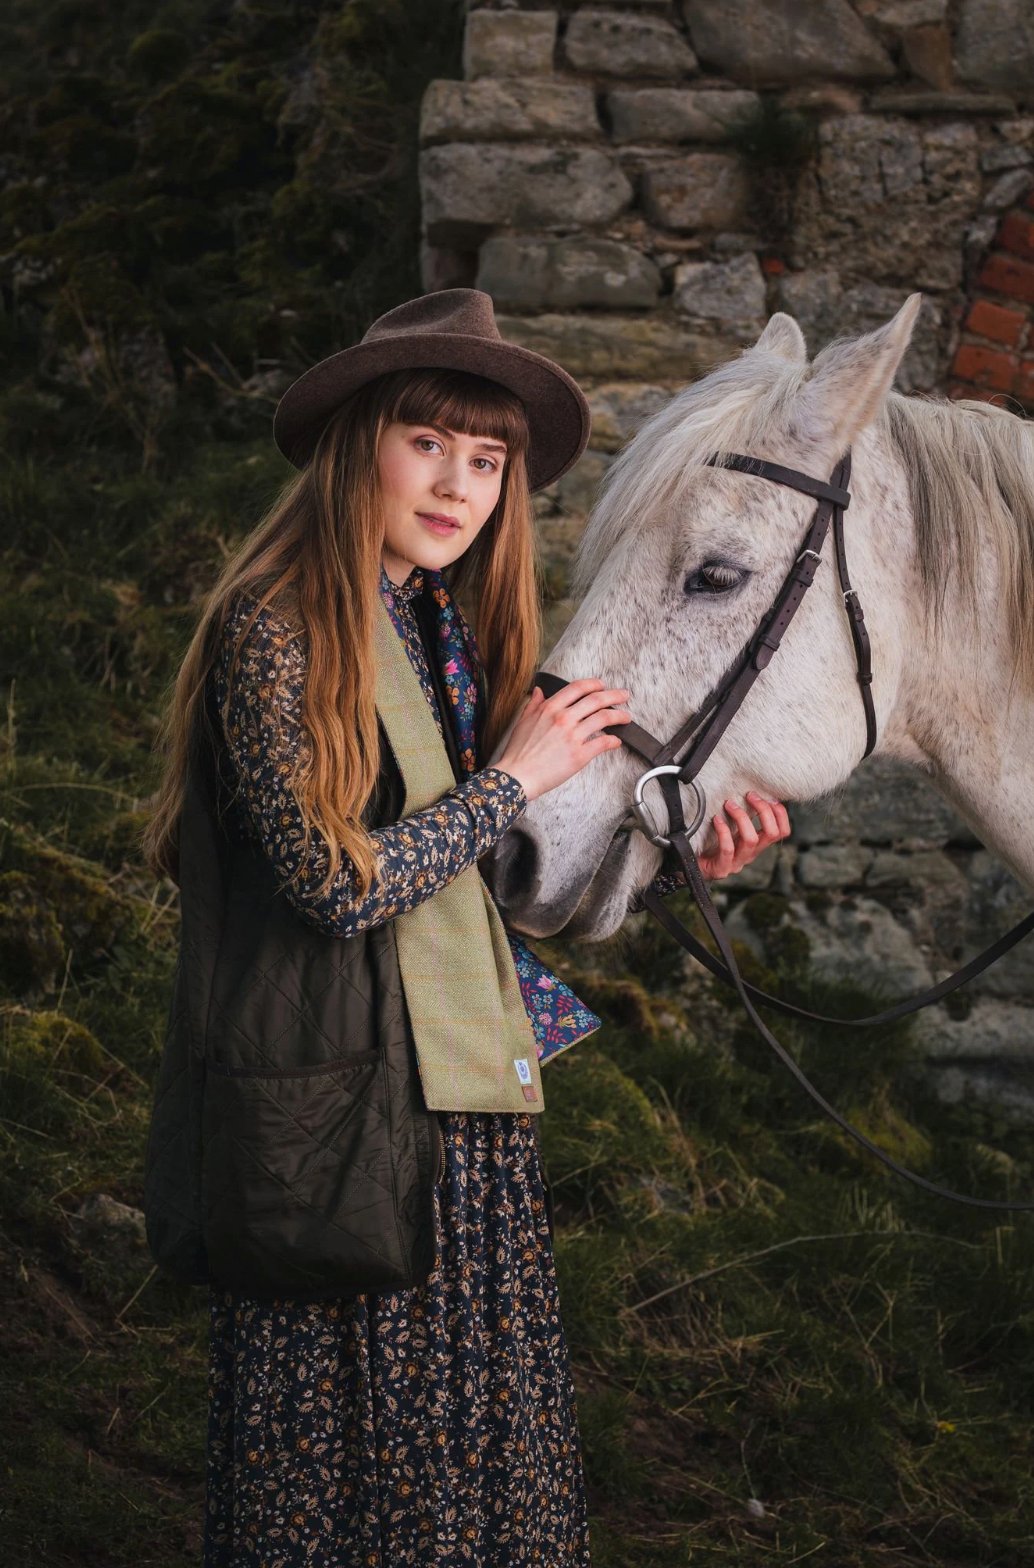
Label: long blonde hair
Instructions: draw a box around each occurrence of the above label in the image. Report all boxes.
[143,367,540,892]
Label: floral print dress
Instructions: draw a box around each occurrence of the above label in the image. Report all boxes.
[204,571,595,1568]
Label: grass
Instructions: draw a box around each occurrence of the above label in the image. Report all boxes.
[2,2,1034,1563]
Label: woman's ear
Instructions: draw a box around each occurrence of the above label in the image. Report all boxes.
[794,294,922,454]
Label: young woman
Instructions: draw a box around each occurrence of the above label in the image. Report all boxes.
[143,290,789,1567]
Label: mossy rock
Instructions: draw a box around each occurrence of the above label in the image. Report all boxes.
[0,1004,106,1134]
[126,28,192,84]
[0,819,133,963]
[0,869,65,996]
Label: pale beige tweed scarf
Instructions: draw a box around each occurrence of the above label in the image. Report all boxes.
[372,600,544,1114]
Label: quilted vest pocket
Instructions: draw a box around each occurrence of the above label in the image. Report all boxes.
[201,1054,427,1299]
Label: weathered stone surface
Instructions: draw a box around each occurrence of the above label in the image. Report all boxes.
[870,0,946,27]
[775,271,944,390]
[420,144,632,246]
[683,0,894,86]
[797,844,874,888]
[865,849,962,887]
[476,236,660,310]
[564,10,697,79]
[960,852,1034,1001]
[585,381,673,451]
[498,311,739,380]
[420,78,599,145]
[956,0,1034,98]
[789,757,974,848]
[463,9,558,79]
[981,142,1034,172]
[642,153,749,230]
[917,1001,1034,1062]
[727,894,935,995]
[555,449,615,516]
[792,116,981,291]
[607,88,759,144]
[673,252,766,336]
[867,89,1015,114]
[984,167,1034,208]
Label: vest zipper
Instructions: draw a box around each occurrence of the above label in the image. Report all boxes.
[433,1117,446,1186]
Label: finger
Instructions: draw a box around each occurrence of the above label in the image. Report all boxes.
[574,707,631,738]
[773,801,792,838]
[540,677,604,711]
[561,688,630,725]
[700,814,736,880]
[583,732,625,760]
[723,800,759,851]
[746,791,779,841]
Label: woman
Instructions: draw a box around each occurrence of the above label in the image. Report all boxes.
[143,290,789,1567]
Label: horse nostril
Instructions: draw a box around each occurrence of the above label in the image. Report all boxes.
[489,826,539,915]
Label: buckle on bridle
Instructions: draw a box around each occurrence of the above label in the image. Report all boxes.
[630,764,707,849]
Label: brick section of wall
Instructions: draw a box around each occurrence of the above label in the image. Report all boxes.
[951,193,1034,405]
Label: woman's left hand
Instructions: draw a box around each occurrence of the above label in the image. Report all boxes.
[698,791,791,881]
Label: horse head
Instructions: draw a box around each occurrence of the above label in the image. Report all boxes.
[491,297,939,939]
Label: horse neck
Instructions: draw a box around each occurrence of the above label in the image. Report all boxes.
[869,424,1034,891]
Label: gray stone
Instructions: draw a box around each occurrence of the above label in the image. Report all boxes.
[775,272,943,391]
[727,894,935,996]
[607,88,760,144]
[419,79,600,145]
[916,1001,1034,1063]
[711,231,764,257]
[865,849,962,888]
[673,252,766,337]
[984,167,1034,209]
[927,1060,1034,1123]
[956,0,1034,98]
[959,852,1034,1001]
[642,153,749,231]
[463,9,558,79]
[682,0,894,86]
[981,143,1033,172]
[555,449,615,516]
[789,757,974,849]
[867,89,1016,114]
[870,0,946,26]
[476,236,660,310]
[797,844,874,888]
[497,311,740,379]
[420,144,633,246]
[564,10,697,79]
[585,381,673,451]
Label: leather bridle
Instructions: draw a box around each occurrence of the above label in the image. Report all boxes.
[535,452,1034,1211]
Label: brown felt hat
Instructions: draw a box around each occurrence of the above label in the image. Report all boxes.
[273,288,591,492]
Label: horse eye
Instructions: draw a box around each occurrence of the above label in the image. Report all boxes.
[684,562,745,595]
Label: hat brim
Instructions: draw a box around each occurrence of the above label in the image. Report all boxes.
[272,331,590,493]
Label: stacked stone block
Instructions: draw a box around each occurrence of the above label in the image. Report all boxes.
[418,1,1034,1118]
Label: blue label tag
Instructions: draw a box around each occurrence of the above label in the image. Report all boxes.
[514,1057,532,1085]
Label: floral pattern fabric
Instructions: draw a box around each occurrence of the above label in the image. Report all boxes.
[380,568,600,1063]
[205,576,593,1568]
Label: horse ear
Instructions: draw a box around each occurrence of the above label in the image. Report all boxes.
[796,294,922,449]
[752,312,807,362]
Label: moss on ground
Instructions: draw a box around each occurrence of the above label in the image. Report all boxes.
[2,3,1034,1564]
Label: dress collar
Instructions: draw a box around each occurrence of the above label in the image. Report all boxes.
[380,565,425,605]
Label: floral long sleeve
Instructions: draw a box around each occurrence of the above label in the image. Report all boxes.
[213,595,526,940]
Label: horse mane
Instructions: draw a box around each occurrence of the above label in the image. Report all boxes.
[883,393,1034,683]
[574,347,1034,685]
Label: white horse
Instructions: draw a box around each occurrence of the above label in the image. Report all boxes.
[493,297,1034,941]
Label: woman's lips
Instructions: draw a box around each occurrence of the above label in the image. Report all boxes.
[417,512,461,537]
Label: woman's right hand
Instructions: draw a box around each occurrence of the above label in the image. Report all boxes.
[495,679,631,802]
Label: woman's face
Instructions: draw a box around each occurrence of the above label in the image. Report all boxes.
[377,420,507,584]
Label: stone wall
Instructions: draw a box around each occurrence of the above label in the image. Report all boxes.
[417,0,1034,1118]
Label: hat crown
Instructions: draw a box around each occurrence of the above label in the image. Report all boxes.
[361,288,501,347]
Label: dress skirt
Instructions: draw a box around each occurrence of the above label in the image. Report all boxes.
[204,1110,592,1567]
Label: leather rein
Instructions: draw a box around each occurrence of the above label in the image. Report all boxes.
[535,452,1034,1211]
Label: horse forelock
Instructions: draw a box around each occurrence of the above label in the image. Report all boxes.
[572,350,810,597]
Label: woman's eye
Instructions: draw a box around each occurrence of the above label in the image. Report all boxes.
[683,562,746,595]
[472,457,496,472]
[415,437,443,453]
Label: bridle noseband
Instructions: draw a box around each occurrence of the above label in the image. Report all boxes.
[534,452,1034,1212]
